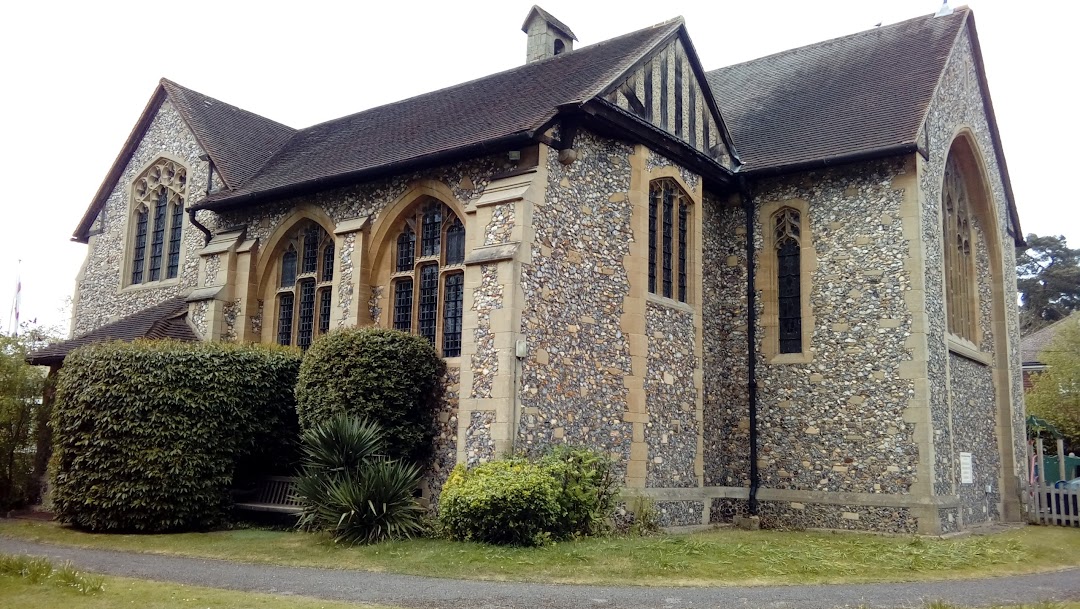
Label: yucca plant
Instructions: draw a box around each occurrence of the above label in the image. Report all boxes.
[294,414,426,544]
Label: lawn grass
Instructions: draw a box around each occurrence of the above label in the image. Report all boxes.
[2,518,1078,587]
[0,572,390,609]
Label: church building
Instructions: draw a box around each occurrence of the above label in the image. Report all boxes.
[41,5,1026,534]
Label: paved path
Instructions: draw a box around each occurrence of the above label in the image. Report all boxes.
[2,537,1078,609]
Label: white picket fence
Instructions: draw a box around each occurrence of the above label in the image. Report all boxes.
[1026,438,1080,527]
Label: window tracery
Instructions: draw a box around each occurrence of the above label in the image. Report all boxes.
[388,199,465,357]
[275,222,334,350]
[130,159,186,285]
[943,155,977,342]
[773,208,802,354]
[647,179,691,303]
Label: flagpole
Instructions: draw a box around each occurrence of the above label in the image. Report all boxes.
[12,260,20,337]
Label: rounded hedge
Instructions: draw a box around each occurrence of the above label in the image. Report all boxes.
[438,460,562,546]
[295,328,442,464]
[51,340,301,532]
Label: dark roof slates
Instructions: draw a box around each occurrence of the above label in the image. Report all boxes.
[706,9,967,173]
[196,19,682,209]
[27,297,198,366]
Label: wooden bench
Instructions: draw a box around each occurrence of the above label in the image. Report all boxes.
[233,476,303,514]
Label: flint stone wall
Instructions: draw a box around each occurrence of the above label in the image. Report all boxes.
[73,101,210,335]
[518,132,634,478]
[918,27,1024,521]
[703,158,920,501]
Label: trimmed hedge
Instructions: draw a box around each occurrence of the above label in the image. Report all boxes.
[439,460,563,546]
[295,328,442,464]
[439,447,619,546]
[52,340,301,532]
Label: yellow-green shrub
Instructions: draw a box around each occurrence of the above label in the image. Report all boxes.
[438,460,562,546]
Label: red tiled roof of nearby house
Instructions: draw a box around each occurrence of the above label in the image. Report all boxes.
[1022,313,1080,366]
[26,297,198,367]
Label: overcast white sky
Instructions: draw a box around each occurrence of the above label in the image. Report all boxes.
[1,0,1075,334]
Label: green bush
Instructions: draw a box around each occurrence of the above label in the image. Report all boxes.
[295,328,443,464]
[438,459,563,546]
[540,446,619,538]
[0,335,46,510]
[51,340,301,532]
[295,415,426,544]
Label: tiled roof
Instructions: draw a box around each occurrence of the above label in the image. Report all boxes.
[161,79,296,189]
[27,297,198,367]
[72,81,296,242]
[195,19,682,210]
[1021,313,1080,366]
[706,9,968,173]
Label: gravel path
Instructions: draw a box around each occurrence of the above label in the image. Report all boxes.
[2,537,1078,609]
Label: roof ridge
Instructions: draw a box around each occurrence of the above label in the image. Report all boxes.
[159,78,296,132]
[223,18,683,197]
[709,7,968,73]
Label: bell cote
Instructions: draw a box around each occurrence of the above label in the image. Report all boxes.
[522,6,577,63]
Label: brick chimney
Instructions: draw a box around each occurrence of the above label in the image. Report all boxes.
[522,6,577,63]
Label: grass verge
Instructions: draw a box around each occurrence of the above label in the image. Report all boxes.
[0,568,392,609]
[1,519,1078,587]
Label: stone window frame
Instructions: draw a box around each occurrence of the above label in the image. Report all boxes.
[385,198,467,358]
[272,220,335,350]
[760,198,816,364]
[123,156,188,290]
[941,152,980,350]
[647,177,694,305]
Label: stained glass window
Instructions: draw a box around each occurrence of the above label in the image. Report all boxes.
[275,222,334,348]
[167,202,183,279]
[322,245,335,282]
[281,248,297,288]
[394,280,413,331]
[396,227,415,272]
[445,218,465,265]
[419,264,439,345]
[943,155,976,341]
[148,189,167,282]
[130,158,185,285]
[386,199,466,356]
[277,293,294,346]
[648,179,690,303]
[318,288,332,335]
[774,208,801,354]
[131,207,148,284]
[421,202,442,257]
[443,273,464,357]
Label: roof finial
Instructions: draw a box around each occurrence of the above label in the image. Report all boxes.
[935,0,953,17]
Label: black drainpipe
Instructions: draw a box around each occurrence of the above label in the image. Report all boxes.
[189,158,214,245]
[738,174,759,516]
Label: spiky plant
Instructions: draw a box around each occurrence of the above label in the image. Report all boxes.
[294,414,426,544]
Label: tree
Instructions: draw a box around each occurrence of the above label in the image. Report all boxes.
[0,334,46,510]
[1017,234,1080,333]
[1027,317,1080,453]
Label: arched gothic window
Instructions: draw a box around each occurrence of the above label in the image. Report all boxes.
[276,222,335,350]
[773,208,802,354]
[943,155,977,341]
[130,159,186,285]
[647,178,691,303]
[389,200,465,357]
